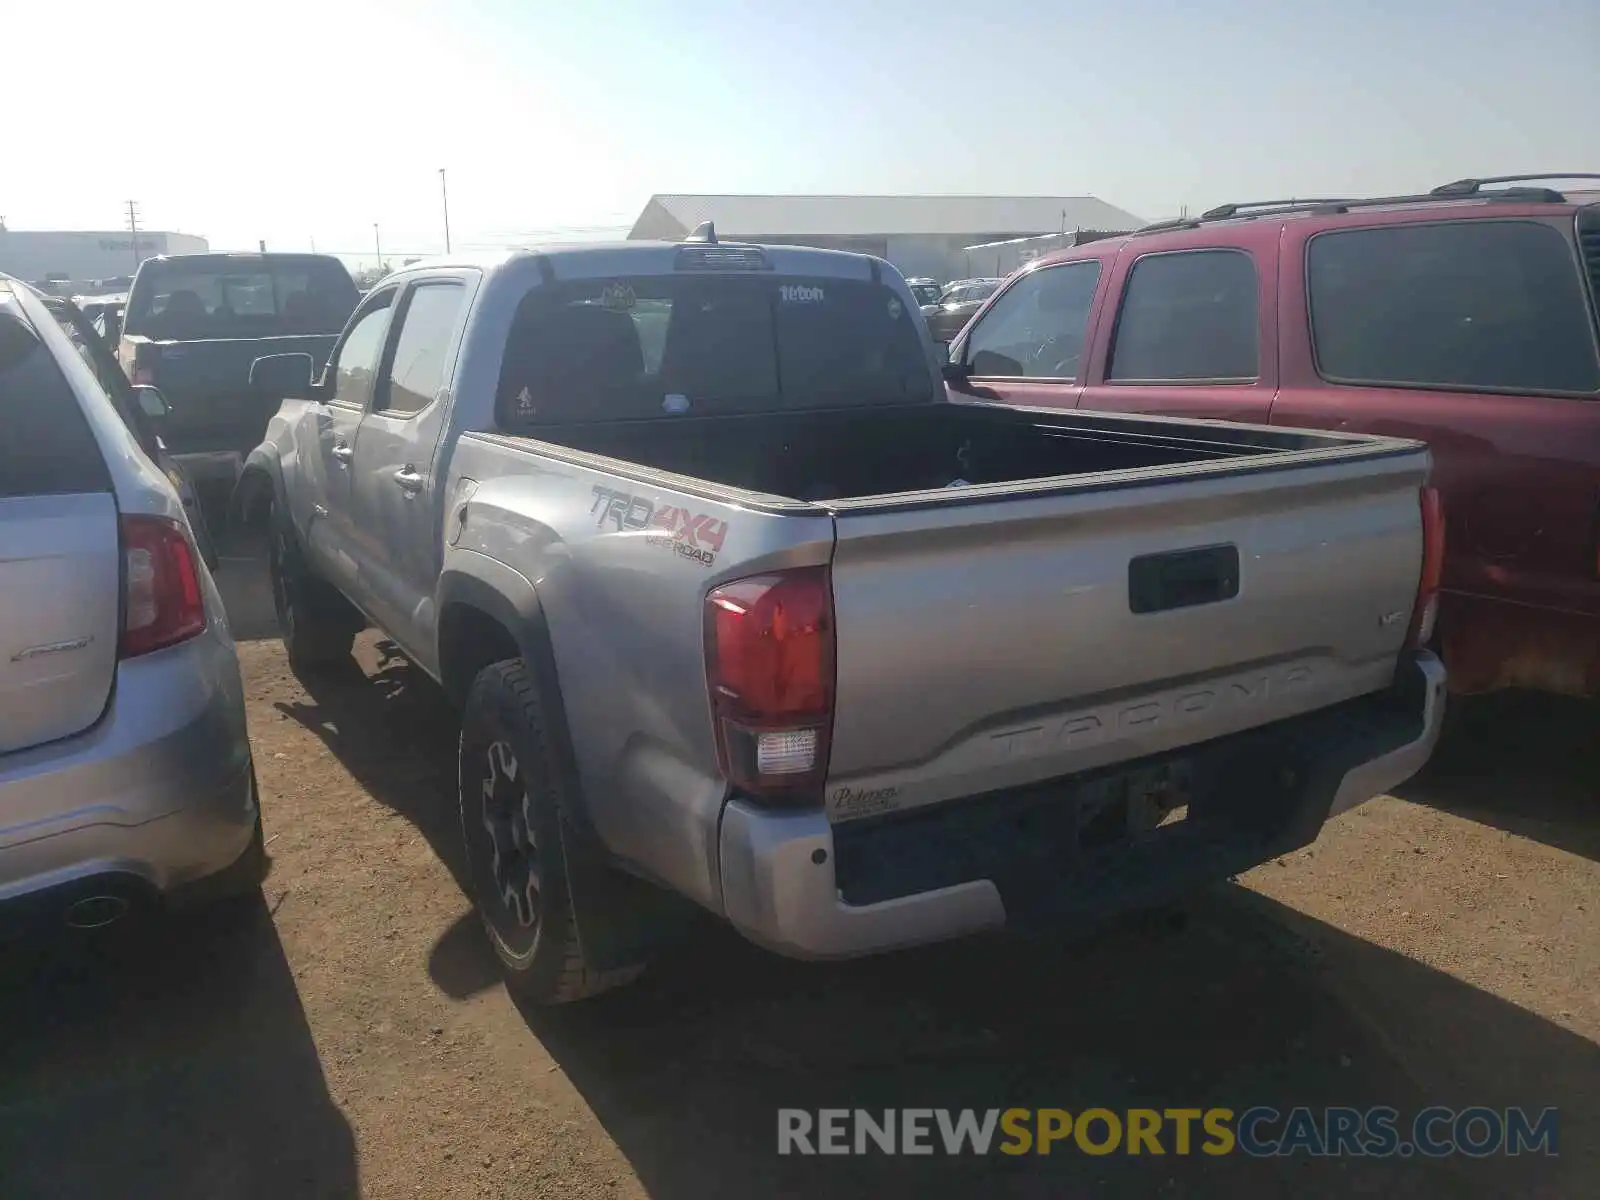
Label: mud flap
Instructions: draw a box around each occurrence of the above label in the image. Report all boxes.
[559,818,700,973]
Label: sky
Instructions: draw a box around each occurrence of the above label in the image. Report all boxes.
[7,0,1598,269]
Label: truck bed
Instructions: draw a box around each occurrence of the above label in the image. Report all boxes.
[480,401,1430,829]
[531,400,1377,504]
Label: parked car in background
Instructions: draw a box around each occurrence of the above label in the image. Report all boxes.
[905,277,943,306]
[237,236,1444,1005]
[0,274,263,938]
[942,172,1600,701]
[71,292,126,345]
[117,252,361,489]
[922,277,1003,342]
[45,294,220,570]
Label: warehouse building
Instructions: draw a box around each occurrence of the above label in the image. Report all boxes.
[627,194,1144,281]
[0,226,209,287]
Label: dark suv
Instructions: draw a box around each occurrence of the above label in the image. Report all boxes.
[942,173,1600,701]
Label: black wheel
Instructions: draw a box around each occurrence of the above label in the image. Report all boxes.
[268,501,360,672]
[458,658,645,1005]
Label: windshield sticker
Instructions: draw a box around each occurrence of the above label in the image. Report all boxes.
[600,282,637,312]
[589,485,728,568]
[663,393,691,414]
[886,296,903,320]
[779,284,825,305]
[515,386,536,417]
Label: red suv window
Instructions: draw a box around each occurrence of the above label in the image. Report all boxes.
[1307,220,1600,395]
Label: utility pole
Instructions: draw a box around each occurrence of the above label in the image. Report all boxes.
[310,235,317,253]
[373,223,383,272]
[126,200,142,272]
[439,168,452,253]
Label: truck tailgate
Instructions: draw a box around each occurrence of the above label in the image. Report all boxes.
[823,445,1430,821]
[130,334,339,456]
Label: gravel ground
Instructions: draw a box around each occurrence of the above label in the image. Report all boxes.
[0,551,1595,1199]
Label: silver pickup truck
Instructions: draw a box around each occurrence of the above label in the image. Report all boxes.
[237,237,1446,1004]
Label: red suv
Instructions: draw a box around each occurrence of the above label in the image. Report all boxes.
[942,174,1600,701]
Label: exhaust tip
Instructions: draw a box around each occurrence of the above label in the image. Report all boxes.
[65,894,131,930]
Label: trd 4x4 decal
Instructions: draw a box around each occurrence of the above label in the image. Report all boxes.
[589,485,729,567]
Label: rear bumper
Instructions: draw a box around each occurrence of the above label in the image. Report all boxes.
[170,450,245,485]
[0,624,257,919]
[718,652,1445,960]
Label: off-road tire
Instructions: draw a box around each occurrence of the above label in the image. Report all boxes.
[268,500,360,672]
[458,658,646,1005]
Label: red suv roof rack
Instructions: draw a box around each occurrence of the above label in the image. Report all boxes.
[1135,173,1600,236]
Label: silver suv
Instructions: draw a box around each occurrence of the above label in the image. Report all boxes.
[0,275,262,934]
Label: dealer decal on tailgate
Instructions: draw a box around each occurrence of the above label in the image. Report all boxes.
[589,485,729,567]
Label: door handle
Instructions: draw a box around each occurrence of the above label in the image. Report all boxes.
[331,443,354,463]
[393,466,425,495]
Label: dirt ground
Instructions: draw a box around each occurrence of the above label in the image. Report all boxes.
[1,548,1596,1199]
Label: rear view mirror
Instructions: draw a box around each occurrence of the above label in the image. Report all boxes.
[133,385,170,421]
[250,352,317,398]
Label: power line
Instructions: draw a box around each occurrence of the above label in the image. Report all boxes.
[125,200,141,272]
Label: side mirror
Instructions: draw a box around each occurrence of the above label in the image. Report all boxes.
[940,358,971,383]
[133,384,170,421]
[250,352,317,399]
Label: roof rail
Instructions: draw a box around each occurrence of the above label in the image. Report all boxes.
[1431,173,1600,197]
[1134,178,1592,236]
[1199,198,1355,221]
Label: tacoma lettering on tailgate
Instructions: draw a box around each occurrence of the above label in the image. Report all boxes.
[589,485,728,567]
[987,664,1316,760]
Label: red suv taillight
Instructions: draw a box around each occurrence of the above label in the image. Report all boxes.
[119,514,206,658]
[1406,486,1445,649]
[705,566,835,802]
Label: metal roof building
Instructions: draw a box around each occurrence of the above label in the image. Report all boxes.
[0,228,209,287]
[628,194,1143,282]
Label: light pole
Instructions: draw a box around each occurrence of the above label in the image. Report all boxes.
[373,223,383,273]
[439,168,452,253]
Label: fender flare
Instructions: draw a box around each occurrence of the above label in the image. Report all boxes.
[231,445,286,527]
[438,556,702,967]
[436,559,597,843]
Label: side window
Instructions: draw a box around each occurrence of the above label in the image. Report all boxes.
[1108,250,1259,382]
[0,311,112,498]
[379,282,467,415]
[964,261,1102,378]
[328,292,395,409]
[1308,221,1600,395]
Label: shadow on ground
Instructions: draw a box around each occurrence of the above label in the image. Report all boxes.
[518,889,1597,1200]
[1399,690,1599,862]
[276,639,468,891]
[210,525,279,643]
[268,644,1598,1199]
[0,898,357,1200]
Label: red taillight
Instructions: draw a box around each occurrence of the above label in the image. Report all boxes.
[119,515,206,658]
[1406,486,1445,649]
[705,566,835,802]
